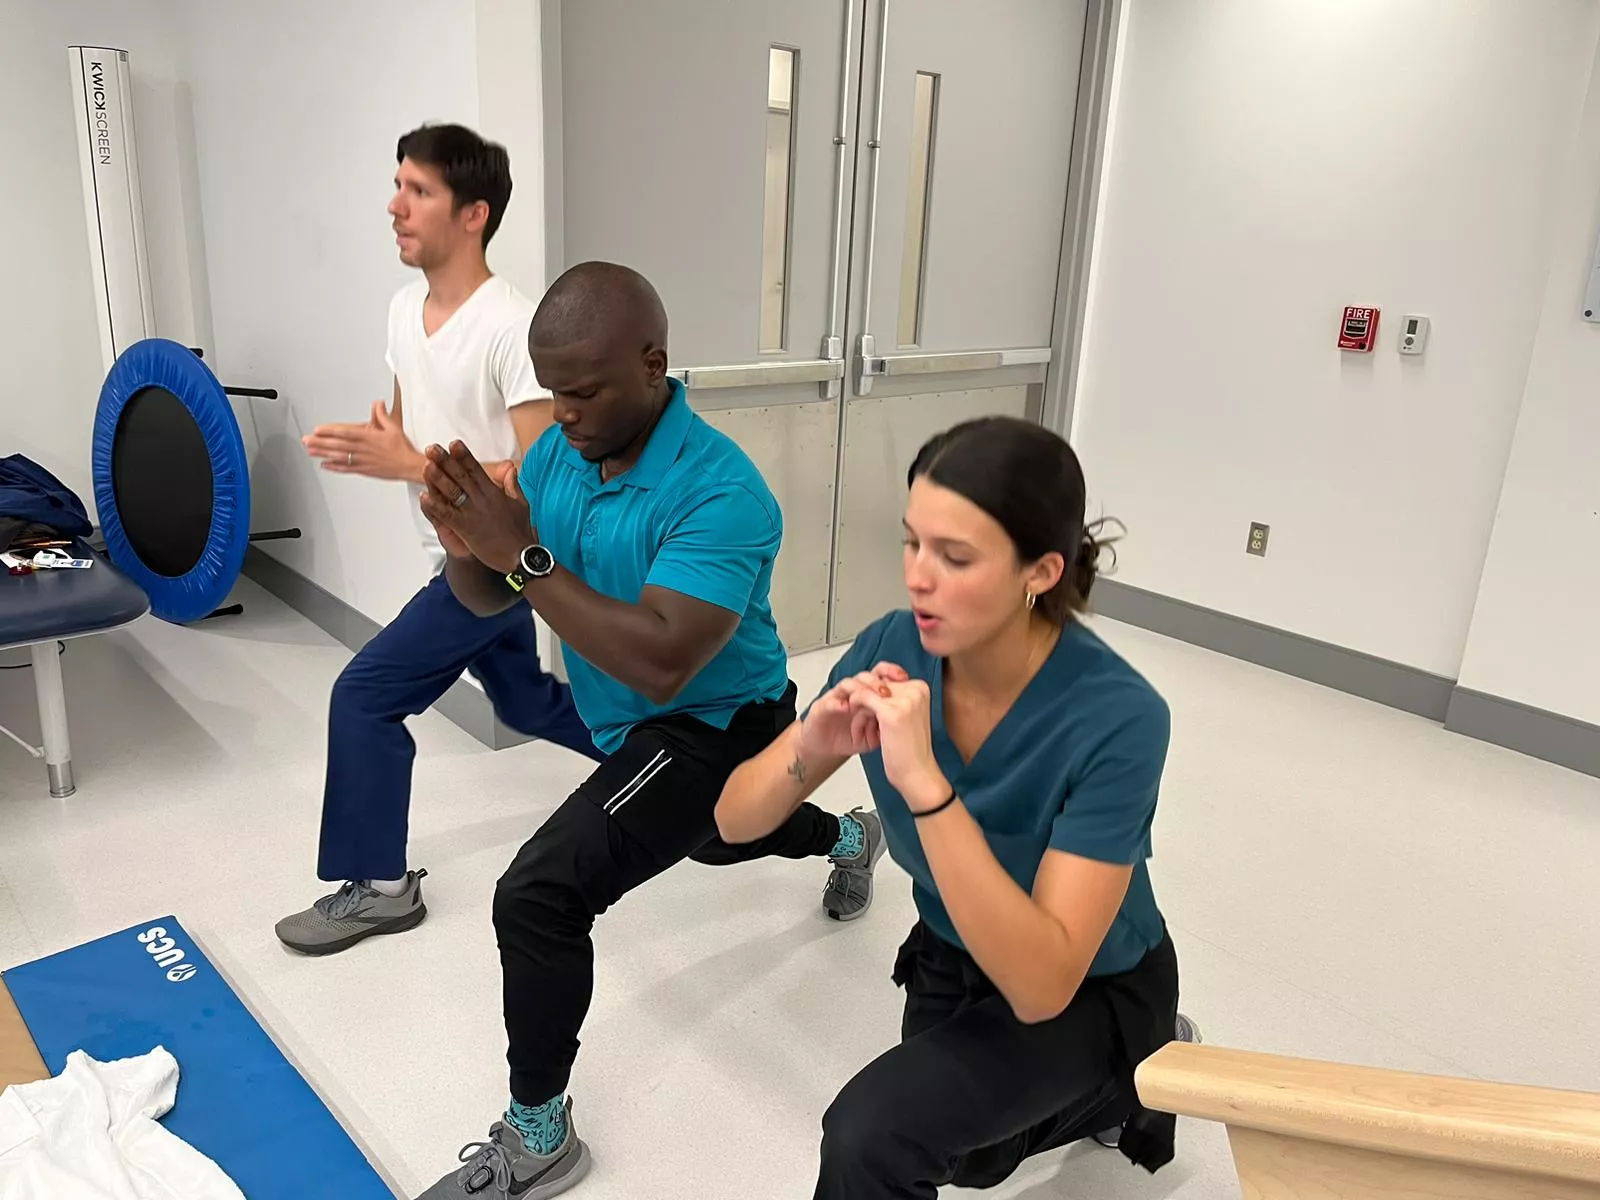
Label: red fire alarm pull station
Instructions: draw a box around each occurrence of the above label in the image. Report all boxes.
[1338,306,1380,352]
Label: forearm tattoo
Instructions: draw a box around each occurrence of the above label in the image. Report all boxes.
[787,755,808,786]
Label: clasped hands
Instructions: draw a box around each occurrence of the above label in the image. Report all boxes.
[417,441,535,576]
[799,664,952,813]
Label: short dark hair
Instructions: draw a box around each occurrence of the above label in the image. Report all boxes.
[907,417,1118,622]
[396,123,512,249]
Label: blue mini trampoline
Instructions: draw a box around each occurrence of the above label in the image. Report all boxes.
[91,338,296,623]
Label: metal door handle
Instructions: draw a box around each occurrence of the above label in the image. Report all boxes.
[860,346,1052,378]
[667,359,847,390]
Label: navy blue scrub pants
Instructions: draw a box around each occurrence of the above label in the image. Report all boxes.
[317,573,602,882]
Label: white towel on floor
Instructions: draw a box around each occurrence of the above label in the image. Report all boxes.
[0,1046,243,1199]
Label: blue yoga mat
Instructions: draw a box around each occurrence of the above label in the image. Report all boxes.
[2,916,394,1199]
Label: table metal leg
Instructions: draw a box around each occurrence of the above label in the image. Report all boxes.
[31,642,74,798]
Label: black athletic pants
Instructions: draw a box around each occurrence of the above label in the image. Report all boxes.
[494,682,842,1104]
[815,922,1180,1198]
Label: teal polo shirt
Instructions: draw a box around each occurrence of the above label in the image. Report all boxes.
[518,379,790,753]
[820,611,1172,976]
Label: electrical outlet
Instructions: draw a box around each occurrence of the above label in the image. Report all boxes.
[1247,522,1270,557]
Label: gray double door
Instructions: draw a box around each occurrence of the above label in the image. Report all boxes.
[558,0,1087,651]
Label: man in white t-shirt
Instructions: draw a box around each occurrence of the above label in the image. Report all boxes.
[276,124,602,957]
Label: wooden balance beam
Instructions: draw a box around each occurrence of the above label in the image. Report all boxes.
[1136,1042,1600,1199]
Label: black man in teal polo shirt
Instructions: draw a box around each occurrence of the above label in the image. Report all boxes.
[412,261,886,1200]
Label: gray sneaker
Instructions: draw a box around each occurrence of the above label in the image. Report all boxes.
[417,1103,592,1199]
[822,808,885,922]
[1093,1011,1203,1148]
[274,870,428,956]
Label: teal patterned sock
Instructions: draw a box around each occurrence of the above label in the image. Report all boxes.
[506,1094,567,1155]
[830,813,864,859]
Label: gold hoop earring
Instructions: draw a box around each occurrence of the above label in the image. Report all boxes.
[1024,590,1037,612]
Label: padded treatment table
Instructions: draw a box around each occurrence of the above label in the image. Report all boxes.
[0,541,149,796]
[3,916,394,1197]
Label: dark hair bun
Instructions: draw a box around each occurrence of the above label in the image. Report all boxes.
[908,418,1121,622]
[1071,530,1101,606]
[1067,519,1123,611]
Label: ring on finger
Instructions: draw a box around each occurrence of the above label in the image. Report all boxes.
[452,489,469,509]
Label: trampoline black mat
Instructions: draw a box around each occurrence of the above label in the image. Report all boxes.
[109,386,214,579]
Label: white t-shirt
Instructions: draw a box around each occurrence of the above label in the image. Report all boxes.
[0,1047,244,1200]
[385,274,545,569]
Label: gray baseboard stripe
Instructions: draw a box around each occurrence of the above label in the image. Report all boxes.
[1090,579,1457,722]
[1444,688,1600,779]
[242,551,1600,780]
[241,547,528,751]
[1093,578,1600,779]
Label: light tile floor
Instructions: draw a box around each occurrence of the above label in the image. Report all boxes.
[0,577,1595,1198]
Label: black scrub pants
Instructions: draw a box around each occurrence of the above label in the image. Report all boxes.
[492,681,844,1105]
[815,921,1180,1199]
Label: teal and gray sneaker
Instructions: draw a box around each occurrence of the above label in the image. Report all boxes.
[822,808,885,922]
[417,1102,592,1199]
[274,870,428,956]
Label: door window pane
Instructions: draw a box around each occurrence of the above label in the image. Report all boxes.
[897,72,940,348]
[759,47,798,352]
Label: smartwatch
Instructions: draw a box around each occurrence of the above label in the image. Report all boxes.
[505,543,555,593]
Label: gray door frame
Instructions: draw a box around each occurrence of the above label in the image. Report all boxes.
[539,0,567,298]
[541,0,1125,442]
[537,0,1126,652]
[1043,0,1123,440]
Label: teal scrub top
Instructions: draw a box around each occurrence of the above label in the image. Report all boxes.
[519,379,790,753]
[820,611,1172,976]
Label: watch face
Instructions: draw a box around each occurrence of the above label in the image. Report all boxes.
[522,544,555,576]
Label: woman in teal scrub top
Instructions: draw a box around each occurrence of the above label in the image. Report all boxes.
[716,416,1195,1199]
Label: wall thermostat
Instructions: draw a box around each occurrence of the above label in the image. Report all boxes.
[1338,306,1379,352]
[1398,314,1430,355]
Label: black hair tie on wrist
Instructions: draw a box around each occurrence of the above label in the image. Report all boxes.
[914,790,959,819]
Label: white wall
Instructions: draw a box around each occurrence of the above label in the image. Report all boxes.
[1076,0,1600,678]
[2,0,193,516]
[177,0,486,625]
[1456,31,1600,726]
[175,0,554,628]
[474,0,549,304]
[4,0,548,634]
